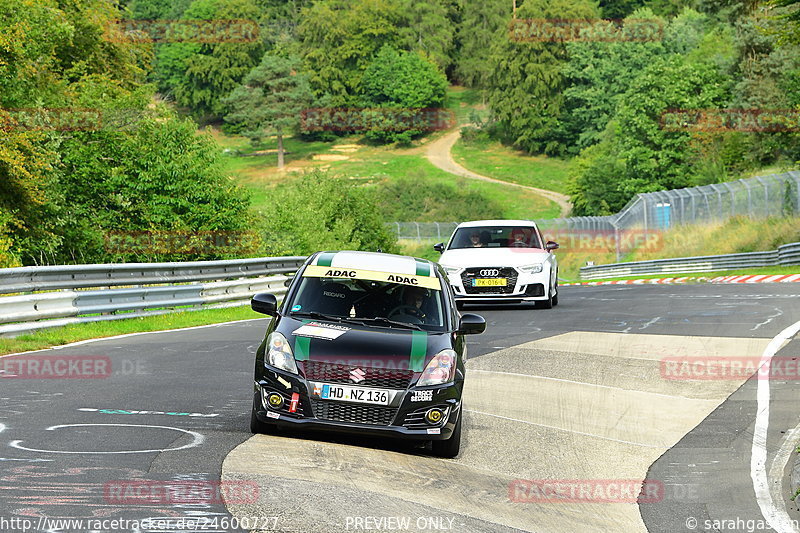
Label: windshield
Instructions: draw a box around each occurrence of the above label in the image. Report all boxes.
[288,275,446,331]
[448,226,542,250]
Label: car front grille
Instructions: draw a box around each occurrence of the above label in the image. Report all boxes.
[461,267,518,295]
[310,399,398,426]
[303,361,413,389]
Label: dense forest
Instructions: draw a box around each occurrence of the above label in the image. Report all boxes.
[1,0,798,266]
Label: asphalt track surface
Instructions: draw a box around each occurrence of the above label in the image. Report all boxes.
[0,283,799,533]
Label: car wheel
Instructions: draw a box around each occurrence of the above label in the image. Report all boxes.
[250,395,276,434]
[431,410,462,458]
[539,287,554,309]
[552,280,559,306]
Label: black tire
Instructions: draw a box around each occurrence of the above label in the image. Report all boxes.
[552,279,559,306]
[250,396,276,434]
[539,290,553,309]
[431,411,462,458]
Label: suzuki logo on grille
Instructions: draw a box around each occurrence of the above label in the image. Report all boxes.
[349,368,366,383]
[479,269,500,277]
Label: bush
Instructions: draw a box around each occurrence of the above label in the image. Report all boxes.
[373,174,504,222]
[260,170,400,256]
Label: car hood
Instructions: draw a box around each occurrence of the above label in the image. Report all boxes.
[276,317,450,373]
[439,247,550,268]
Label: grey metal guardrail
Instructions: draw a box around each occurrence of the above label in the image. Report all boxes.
[0,256,306,336]
[0,257,305,295]
[579,242,800,280]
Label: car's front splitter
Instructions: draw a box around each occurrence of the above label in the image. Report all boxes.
[253,372,461,441]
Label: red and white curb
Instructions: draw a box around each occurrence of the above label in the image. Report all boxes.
[563,274,800,286]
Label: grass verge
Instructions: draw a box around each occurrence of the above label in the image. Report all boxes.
[451,136,573,194]
[0,305,264,357]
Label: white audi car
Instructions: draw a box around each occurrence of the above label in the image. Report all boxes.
[434,220,559,308]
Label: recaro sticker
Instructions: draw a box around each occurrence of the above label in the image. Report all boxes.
[302,265,441,290]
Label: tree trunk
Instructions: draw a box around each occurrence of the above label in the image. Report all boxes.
[277,128,285,169]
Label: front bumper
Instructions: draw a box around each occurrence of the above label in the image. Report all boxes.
[449,268,551,302]
[252,369,461,441]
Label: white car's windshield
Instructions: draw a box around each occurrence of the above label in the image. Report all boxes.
[289,276,446,331]
[449,226,542,250]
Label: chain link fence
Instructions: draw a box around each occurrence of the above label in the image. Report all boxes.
[388,171,800,250]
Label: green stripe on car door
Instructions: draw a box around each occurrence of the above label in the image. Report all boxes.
[410,330,428,372]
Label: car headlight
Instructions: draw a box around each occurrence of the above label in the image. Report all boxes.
[518,264,543,274]
[266,332,298,374]
[443,266,462,276]
[417,349,457,386]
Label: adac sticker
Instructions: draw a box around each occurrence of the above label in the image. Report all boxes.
[292,321,350,341]
[302,265,441,290]
[291,304,302,312]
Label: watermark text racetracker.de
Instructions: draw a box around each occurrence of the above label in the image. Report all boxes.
[0,108,151,132]
[509,479,664,503]
[0,356,111,379]
[661,356,800,380]
[508,18,664,42]
[104,230,260,255]
[300,108,455,133]
[541,229,663,253]
[104,480,258,505]
[660,108,800,133]
[0,356,147,379]
[105,19,260,43]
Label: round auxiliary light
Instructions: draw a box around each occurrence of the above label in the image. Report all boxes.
[267,393,284,409]
[425,408,444,425]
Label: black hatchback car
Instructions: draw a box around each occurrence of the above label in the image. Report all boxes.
[249,251,486,457]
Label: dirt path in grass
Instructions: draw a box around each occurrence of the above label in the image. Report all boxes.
[426,129,572,217]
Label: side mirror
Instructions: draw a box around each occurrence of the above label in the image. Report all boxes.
[545,241,559,251]
[458,313,486,335]
[251,293,278,315]
[433,242,445,253]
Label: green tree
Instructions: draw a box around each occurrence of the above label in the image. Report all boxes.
[359,45,448,143]
[158,0,265,118]
[296,0,404,103]
[561,10,668,152]
[771,0,800,45]
[570,56,731,214]
[262,171,399,256]
[485,0,599,155]
[455,0,510,89]
[223,53,314,168]
[397,0,455,72]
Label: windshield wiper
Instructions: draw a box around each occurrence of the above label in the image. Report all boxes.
[290,311,345,323]
[344,316,424,331]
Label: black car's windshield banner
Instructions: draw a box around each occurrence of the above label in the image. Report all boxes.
[302,265,441,290]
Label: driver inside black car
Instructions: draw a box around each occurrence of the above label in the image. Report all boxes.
[388,285,432,324]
